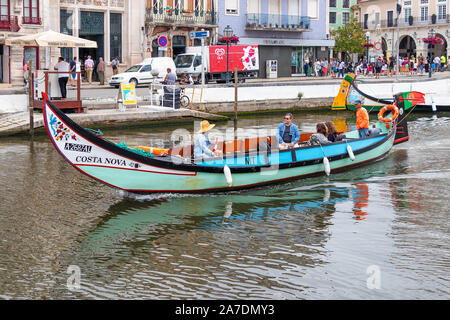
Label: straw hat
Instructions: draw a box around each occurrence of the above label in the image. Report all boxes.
[198,120,215,133]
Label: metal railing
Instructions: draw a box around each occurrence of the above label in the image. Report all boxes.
[0,15,20,32]
[246,13,310,30]
[146,9,217,26]
[361,15,450,29]
[22,16,42,25]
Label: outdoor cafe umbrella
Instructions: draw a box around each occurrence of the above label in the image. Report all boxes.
[5,30,97,48]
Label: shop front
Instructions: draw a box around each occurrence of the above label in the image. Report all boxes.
[240,37,334,78]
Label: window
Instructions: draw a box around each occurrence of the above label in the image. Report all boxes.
[225,0,239,15]
[420,0,428,4]
[438,5,447,20]
[23,0,40,24]
[329,0,336,8]
[329,11,336,24]
[404,8,412,22]
[364,13,368,29]
[342,0,350,9]
[342,12,350,24]
[403,1,411,5]
[110,13,122,62]
[421,6,428,21]
[374,12,380,26]
[140,65,152,72]
[308,0,318,19]
[387,10,394,27]
[1,0,9,17]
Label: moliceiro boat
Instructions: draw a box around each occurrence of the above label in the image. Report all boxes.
[43,96,409,194]
[332,74,450,112]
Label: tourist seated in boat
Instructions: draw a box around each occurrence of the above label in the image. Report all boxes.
[194,120,222,159]
[325,121,345,142]
[277,113,300,150]
[368,124,382,136]
[308,123,332,146]
[355,100,370,138]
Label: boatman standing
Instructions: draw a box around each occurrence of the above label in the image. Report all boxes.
[355,100,370,138]
[278,113,300,150]
[194,120,222,159]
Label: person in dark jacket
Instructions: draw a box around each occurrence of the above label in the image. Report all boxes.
[325,121,344,142]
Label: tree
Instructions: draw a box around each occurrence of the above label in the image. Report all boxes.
[330,20,366,61]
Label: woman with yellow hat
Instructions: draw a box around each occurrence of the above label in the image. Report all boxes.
[194,120,222,159]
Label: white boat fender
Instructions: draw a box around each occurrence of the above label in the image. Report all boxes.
[323,157,331,176]
[347,144,355,161]
[224,164,232,187]
[431,96,437,112]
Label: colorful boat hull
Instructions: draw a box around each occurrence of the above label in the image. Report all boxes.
[43,98,399,193]
[332,74,450,112]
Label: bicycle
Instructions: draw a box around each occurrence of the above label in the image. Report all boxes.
[180,86,190,108]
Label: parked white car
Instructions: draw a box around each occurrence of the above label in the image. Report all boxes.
[109,57,176,87]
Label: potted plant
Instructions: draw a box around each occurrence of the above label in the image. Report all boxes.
[431,14,437,24]
[408,15,413,25]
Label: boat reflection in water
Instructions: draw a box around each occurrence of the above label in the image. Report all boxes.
[58,180,384,298]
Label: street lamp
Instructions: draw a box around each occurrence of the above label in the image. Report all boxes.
[224,25,233,84]
[366,31,370,62]
[428,28,436,78]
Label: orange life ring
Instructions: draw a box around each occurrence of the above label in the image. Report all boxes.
[378,105,400,123]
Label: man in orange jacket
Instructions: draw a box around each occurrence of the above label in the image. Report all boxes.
[355,100,369,138]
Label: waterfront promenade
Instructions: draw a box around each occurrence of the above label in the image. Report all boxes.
[0,72,449,136]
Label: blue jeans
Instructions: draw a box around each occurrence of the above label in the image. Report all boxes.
[359,128,369,138]
[338,69,344,78]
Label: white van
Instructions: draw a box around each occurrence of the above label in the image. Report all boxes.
[109,57,176,87]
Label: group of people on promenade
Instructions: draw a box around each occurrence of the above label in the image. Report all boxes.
[303,57,347,79]
[194,101,377,159]
[52,55,121,98]
[354,54,450,78]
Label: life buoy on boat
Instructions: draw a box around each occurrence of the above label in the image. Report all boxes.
[378,105,400,123]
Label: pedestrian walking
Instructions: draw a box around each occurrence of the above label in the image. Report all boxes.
[84,55,94,84]
[54,57,70,99]
[97,57,106,85]
[338,59,345,78]
[111,56,120,75]
[323,58,328,77]
[69,57,77,87]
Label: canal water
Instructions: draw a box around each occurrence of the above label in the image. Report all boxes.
[0,112,449,299]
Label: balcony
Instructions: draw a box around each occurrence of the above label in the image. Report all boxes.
[146,9,217,27]
[361,15,450,30]
[246,13,310,31]
[0,16,21,32]
[22,16,42,25]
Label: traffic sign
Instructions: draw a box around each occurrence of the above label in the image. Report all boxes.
[190,31,210,39]
[158,36,168,47]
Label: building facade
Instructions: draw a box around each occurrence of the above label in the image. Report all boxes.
[145,0,218,59]
[0,0,144,86]
[360,0,449,60]
[219,0,335,77]
[328,0,358,31]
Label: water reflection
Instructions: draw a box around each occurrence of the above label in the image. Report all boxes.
[353,183,369,221]
[1,112,450,299]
